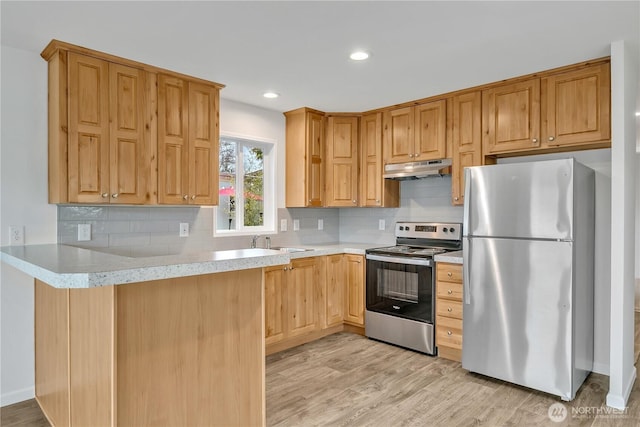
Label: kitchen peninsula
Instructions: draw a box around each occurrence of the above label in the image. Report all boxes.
[1,244,291,426]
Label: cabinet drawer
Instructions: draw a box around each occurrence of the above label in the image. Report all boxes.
[437,264,463,282]
[436,299,463,319]
[436,281,463,301]
[436,323,462,350]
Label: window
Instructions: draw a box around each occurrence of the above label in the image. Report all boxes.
[214,135,275,236]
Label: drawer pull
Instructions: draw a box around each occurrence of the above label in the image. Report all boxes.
[447,272,452,277]
[447,307,452,312]
[447,331,452,336]
[447,289,453,295]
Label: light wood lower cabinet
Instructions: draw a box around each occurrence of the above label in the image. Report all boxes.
[265,254,365,355]
[35,270,265,427]
[435,262,464,362]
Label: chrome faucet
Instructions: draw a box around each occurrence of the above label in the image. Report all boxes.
[250,235,261,248]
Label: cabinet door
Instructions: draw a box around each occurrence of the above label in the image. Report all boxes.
[414,100,447,160]
[265,266,288,345]
[483,79,541,154]
[158,75,189,204]
[67,53,110,203]
[325,255,344,328]
[361,113,399,208]
[325,116,359,207]
[542,63,610,148]
[343,254,364,326]
[307,112,325,207]
[451,92,482,206]
[288,258,321,337]
[108,64,152,204]
[188,82,219,205]
[384,107,414,164]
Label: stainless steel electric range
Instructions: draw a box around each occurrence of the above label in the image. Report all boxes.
[365,221,462,355]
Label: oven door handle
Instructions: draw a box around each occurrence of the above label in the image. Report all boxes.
[365,254,433,267]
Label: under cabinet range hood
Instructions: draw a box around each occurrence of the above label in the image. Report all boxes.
[383,159,452,180]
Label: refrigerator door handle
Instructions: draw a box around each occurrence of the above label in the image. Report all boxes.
[463,168,471,234]
[463,238,471,305]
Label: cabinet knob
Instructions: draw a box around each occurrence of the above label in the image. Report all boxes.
[532,138,538,143]
[447,289,453,295]
[308,199,312,203]
[414,153,419,158]
[183,195,189,200]
[352,199,356,204]
[283,267,288,271]
[447,307,452,312]
[447,331,452,336]
[548,136,555,141]
[409,154,414,158]
[454,197,459,201]
[290,267,294,270]
[101,193,109,198]
[111,193,119,199]
[375,199,380,204]
[447,272,452,277]
[191,195,196,200]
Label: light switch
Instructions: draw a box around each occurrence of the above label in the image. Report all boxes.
[378,219,386,231]
[293,219,300,231]
[280,219,288,232]
[179,223,189,237]
[318,219,324,230]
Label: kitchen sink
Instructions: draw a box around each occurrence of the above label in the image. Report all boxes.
[270,247,313,253]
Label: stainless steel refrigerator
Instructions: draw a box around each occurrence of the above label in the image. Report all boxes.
[462,158,595,401]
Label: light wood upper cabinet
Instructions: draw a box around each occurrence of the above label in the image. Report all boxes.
[360,113,399,207]
[158,76,219,205]
[284,108,325,207]
[325,115,359,207]
[482,79,541,154]
[343,254,365,327]
[43,40,223,205]
[541,63,610,148]
[384,99,447,164]
[65,53,155,204]
[451,91,485,206]
[483,61,610,156]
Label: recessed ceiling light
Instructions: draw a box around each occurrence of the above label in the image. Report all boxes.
[349,51,369,61]
[263,92,279,99]
[635,111,640,117]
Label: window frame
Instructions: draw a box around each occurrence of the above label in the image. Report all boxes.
[213,132,277,237]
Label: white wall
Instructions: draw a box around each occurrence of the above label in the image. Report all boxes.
[607,39,638,410]
[0,46,57,405]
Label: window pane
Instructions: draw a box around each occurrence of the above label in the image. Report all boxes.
[218,139,237,231]
[243,145,264,227]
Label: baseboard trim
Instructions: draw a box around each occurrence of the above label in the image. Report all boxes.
[606,366,637,409]
[1,386,35,407]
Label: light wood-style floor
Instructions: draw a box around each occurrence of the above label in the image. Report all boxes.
[4,313,640,427]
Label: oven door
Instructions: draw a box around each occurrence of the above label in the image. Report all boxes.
[365,254,435,324]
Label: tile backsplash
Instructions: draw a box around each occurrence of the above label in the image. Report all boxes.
[58,175,462,252]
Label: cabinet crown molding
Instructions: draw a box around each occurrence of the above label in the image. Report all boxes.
[41,39,225,89]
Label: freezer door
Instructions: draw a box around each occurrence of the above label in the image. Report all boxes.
[462,237,575,400]
[463,159,574,240]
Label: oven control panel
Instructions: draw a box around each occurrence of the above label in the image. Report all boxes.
[395,222,462,240]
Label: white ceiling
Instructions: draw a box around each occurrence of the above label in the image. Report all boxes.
[1,1,638,113]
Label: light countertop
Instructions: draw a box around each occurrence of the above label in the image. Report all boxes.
[0,243,380,289]
[434,250,463,264]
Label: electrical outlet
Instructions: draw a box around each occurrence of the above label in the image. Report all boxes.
[280,219,288,232]
[378,219,386,231]
[9,226,24,245]
[77,224,91,241]
[293,219,300,231]
[179,223,189,237]
[318,219,324,230]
